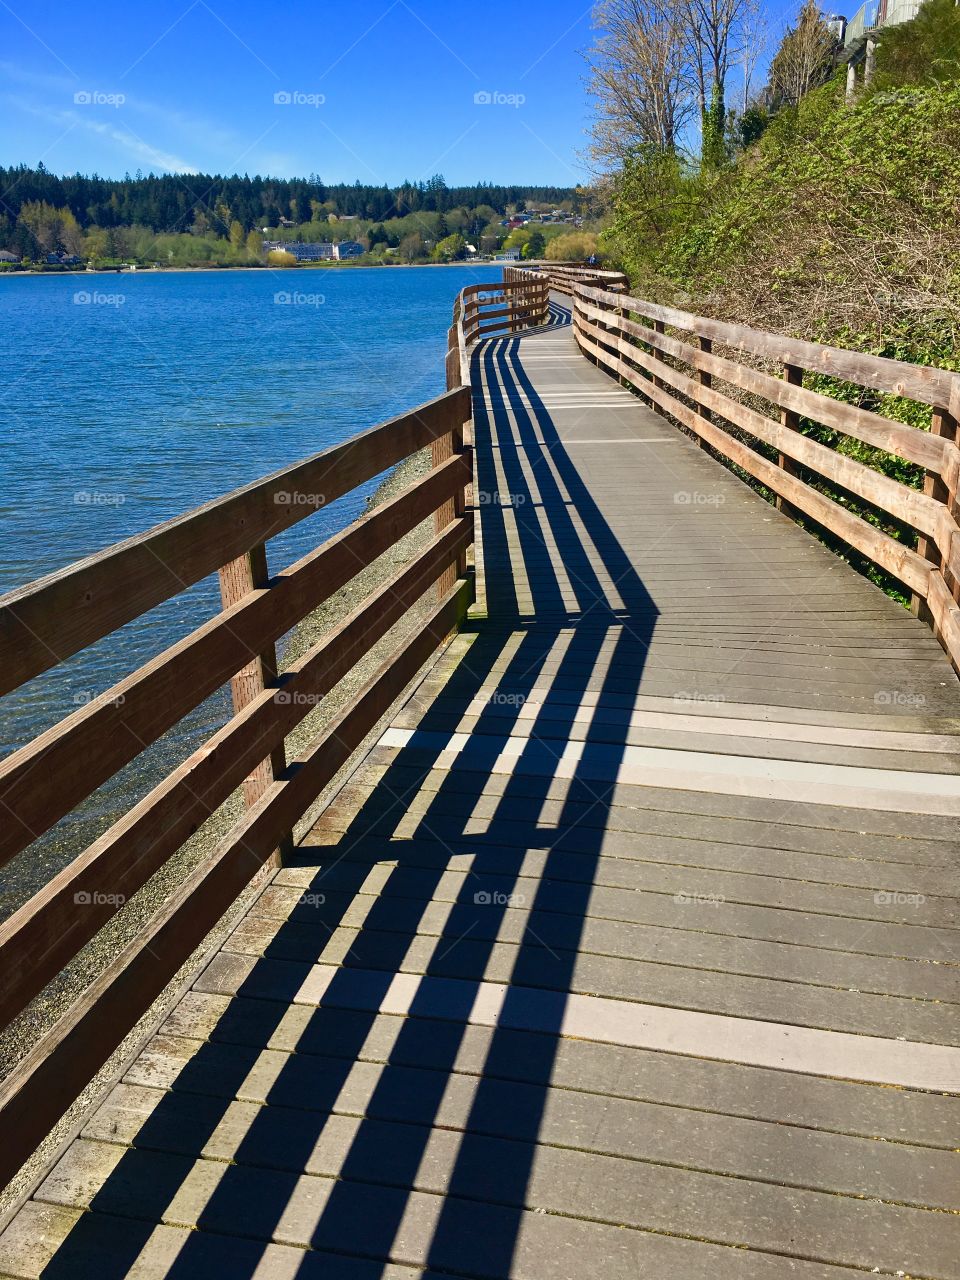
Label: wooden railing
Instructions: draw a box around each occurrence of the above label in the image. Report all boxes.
[506,262,628,294]
[445,278,550,391]
[0,388,473,1188]
[513,265,960,671]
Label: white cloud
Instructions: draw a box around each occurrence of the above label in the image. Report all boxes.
[6,97,199,173]
[1,66,290,176]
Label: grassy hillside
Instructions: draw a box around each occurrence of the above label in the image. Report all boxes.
[601,2,960,601]
[605,1,960,383]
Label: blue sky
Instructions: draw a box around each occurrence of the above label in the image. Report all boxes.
[1,0,601,185]
[1,0,795,186]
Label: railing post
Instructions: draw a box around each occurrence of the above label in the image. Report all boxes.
[650,320,666,413]
[695,335,712,449]
[913,403,959,616]
[432,419,467,597]
[218,542,292,867]
[606,293,626,387]
[776,363,804,519]
[446,315,460,390]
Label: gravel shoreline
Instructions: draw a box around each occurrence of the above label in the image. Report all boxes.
[0,447,440,1223]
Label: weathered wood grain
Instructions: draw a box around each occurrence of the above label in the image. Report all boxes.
[0,388,470,696]
[0,518,472,1030]
[0,577,471,1190]
[0,455,471,870]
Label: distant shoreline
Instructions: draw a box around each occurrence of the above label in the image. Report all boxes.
[0,260,508,278]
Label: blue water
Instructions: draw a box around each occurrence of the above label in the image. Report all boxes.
[0,264,498,597]
[0,264,498,731]
[0,264,500,905]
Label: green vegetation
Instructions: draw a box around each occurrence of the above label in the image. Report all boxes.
[432,232,467,262]
[594,0,960,359]
[546,231,600,261]
[0,167,596,268]
[595,0,960,601]
[606,30,960,374]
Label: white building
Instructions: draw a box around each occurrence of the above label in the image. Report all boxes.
[263,240,365,261]
[262,241,336,261]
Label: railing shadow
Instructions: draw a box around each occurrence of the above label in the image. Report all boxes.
[39,318,659,1278]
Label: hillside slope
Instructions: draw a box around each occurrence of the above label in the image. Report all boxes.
[606,20,960,383]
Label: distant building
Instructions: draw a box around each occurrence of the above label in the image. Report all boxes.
[495,249,521,262]
[44,252,81,266]
[844,0,920,48]
[0,250,20,263]
[262,241,335,261]
[261,240,365,261]
[842,0,921,95]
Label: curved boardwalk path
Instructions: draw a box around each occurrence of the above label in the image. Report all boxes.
[3,308,960,1279]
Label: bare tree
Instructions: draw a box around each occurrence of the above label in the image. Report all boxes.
[585,0,756,169]
[681,0,753,163]
[735,0,769,113]
[769,0,838,108]
[585,0,694,169]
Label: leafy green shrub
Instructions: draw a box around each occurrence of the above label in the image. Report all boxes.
[601,51,960,606]
[874,0,960,87]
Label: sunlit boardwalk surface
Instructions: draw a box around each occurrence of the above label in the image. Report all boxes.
[3,308,960,1280]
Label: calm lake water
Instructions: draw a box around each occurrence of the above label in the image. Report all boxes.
[0,263,500,909]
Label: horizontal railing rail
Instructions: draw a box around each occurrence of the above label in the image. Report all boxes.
[511,265,960,671]
[445,277,551,391]
[0,387,474,1188]
[845,0,921,47]
[508,262,629,294]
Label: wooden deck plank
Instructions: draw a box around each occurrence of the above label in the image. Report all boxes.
[332,748,960,843]
[217,916,960,1044]
[242,884,960,1002]
[31,1135,960,1278]
[20,1140,876,1280]
[5,310,958,1280]
[81,1078,956,1208]
[158,991,960,1146]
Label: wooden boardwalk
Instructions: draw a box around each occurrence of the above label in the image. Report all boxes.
[3,310,960,1278]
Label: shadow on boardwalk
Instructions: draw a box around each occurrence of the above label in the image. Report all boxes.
[40,317,660,1278]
